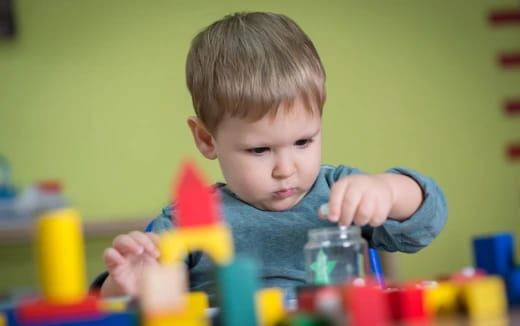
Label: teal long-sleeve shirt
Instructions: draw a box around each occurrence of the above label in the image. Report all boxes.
[148,164,447,299]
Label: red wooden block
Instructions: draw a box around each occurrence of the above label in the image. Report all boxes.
[174,161,221,227]
[296,286,320,312]
[489,9,520,25]
[507,144,520,160]
[387,282,430,322]
[343,279,391,326]
[504,100,520,115]
[17,295,102,324]
[498,53,520,67]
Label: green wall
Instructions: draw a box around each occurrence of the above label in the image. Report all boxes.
[1,0,519,286]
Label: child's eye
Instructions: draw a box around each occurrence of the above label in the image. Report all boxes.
[247,147,270,155]
[294,139,313,147]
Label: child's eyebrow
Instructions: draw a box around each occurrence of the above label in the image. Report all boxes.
[297,127,321,139]
[237,127,321,148]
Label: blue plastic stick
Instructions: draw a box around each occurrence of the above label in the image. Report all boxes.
[368,247,386,288]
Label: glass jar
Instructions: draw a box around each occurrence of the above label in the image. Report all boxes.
[304,226,370,285]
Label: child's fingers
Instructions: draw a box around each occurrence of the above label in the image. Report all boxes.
[369,206,387,227]
[352,197,373,226]
[128,231,159,258]
[103,247,126,270]
[328,181,349,222]
[338,188,361,226]
[112,234,144,256]
[145,232,161,247]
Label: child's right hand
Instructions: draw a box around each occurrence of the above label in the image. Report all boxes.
[100,231,161,297]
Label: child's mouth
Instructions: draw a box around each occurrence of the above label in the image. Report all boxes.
[274,188,296,199]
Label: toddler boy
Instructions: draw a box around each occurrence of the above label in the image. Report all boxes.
[95,11,447,300]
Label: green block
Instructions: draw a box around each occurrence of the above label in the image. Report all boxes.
[276,312,333,326]
[216,256,260,326]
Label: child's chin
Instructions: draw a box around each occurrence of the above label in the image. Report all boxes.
[267,199,300,212]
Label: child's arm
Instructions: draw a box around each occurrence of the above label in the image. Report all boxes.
[99,231,160,297]
[321,173,422,227]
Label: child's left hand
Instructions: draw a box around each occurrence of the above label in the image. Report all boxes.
[318,174,395,227]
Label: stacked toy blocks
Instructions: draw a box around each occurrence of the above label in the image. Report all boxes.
[5,208,139,326]
[292,278,430,326]
[473,232,520,305]
[1,160,290,326]
[152,161,270,326]
[1,159,517,326]
[270,231,515,324]
[158,163,233,265]
[0,160,295,326]
[290,274,510,325]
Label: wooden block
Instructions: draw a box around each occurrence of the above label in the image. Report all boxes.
[159,224,234,265]
[473,233,515,277]
[462,276,507,319]
[36,208,87,304]
[296,285,321,313]
[99,296,129,312]
[256,287,286,326]
[185,291,209,319]
[23,312,138,326]
[344,278,391,326]
[216,256,260,326]
[277,312,332,326]
[17,295,101,325]
[506,267,520,304]
[424,281,461,316]
[387,282,430,322]
[174,161,220,227]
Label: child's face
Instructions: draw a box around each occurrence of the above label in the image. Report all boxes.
[213,100,322,211]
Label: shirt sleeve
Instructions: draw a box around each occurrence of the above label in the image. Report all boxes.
[148,204,175,233]
[365,167,448,253]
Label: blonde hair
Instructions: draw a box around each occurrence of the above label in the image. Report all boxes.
[186,12,326,134]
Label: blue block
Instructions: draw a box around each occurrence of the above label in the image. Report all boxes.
[506,267,520,305]
[1,306,19,326]
[472,233,515,277]
[18,311,138,326]
[0,300,19,326]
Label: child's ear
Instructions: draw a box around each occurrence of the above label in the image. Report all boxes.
[187,117,217,160]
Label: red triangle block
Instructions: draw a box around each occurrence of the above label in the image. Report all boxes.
[174,161,221,227]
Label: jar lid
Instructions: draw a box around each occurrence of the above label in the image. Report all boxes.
[308,225,362,240]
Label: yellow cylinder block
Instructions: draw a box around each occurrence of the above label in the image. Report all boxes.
[256,287,285,326]
[36,208,87,304]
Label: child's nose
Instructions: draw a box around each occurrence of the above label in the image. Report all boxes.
[272,155,295,179]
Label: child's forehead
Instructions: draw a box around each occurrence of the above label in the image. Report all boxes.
[228,98,320,123]
[216,108,321,141]
[227,106,319,126]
